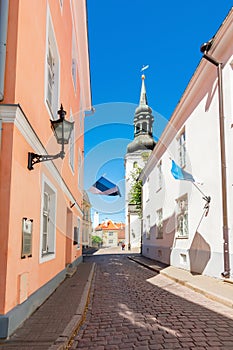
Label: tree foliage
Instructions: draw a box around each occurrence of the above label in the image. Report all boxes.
[92,235,102,245]
[128,165,142,218]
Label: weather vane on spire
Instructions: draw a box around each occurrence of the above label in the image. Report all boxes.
[141,64,149,72]
[140,65,149,79]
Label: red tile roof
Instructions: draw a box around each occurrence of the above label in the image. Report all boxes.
[95,220,125,231]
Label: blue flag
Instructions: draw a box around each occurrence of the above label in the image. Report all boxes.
[171,160,195,182]
[88,176,121,196]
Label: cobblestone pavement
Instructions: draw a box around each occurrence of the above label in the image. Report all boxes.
[69,254,233,350]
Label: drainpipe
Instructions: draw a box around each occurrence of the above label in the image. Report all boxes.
[201,40,230,278]
[127,208,131,251]
[0,0,9,101]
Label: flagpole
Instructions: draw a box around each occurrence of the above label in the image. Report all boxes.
[192,182,207,198]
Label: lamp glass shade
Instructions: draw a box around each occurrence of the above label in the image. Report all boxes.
[51,118,74,144]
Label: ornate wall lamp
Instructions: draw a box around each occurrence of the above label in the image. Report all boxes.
[28,104,74,170]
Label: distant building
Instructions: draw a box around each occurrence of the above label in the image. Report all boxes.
[94,220,125,247]
[93,211,100,229]
[82,191,92,248]
[0,0,92,338]
[124,74,156,249]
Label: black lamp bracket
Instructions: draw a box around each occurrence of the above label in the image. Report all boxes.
[28,150,65,171]
[27,104,73,171]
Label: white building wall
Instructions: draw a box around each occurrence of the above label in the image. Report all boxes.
[141,9,233,279]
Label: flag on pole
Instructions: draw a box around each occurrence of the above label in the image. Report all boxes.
[88,176,121,196]
[171,160,195,182]
[141,65,149,72]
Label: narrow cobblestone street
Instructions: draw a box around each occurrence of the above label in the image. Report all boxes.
[69,254,233,350]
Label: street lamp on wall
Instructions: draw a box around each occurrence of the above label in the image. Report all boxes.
[28,104,74,170]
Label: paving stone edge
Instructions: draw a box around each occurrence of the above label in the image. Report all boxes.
[48,262,96,350]
[160,270,233,309]
[128,256,233,310]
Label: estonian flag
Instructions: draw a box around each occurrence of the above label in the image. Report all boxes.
[88,176,121,196]
[171,160,195,182]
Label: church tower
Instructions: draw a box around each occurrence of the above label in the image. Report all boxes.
[125,74,156,249]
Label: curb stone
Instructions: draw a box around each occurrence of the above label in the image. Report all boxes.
[48,262,96,350]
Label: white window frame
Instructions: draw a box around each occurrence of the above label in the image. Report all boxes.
[156,208,163,239]
[145,177,149,202]
[146,215,150,239]
[78,149,83,189]
[45,7,60,119]
[177,129,186,168]
[40,175,57,263]
[74,217,81,249]
[157,160,162,190]
[71,28,78,92]
[176,194,188,238]
[69,110,75,172]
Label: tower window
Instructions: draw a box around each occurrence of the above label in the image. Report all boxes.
[142,122,147,132]
[136,124,140,134]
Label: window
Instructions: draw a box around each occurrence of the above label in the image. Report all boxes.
[142,122,147,132]
[156,209,163,239]
[146,215,150,239]
[135,124,140,134]
[21,218,33,258]
[145,178,149,202]
[69,111,74,171]
[45,10,60,118]
[74,218,81,248]
[78,149,82,189]
[108,232,113,236]
[42,192,50,253]
[176,195,188,238]
[40,177,57,261]
[108,239,113,244]
[157,160,162,190]
[178,130,186,168]
[71,28,78,91]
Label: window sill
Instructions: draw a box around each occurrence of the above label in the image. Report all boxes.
[175,235,188,239]
[40,251,55,263]
[42,251,55,257]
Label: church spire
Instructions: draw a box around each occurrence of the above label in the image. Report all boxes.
[139,74,148,106]
[126,73,156,154]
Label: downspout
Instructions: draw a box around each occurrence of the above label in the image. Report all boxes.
[0,0,9,101]
[201,41,230,278]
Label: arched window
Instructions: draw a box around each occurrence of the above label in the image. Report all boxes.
[136,124,140,134]
[142,122,147,132]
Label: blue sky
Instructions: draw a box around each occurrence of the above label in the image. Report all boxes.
[84,1,232,223]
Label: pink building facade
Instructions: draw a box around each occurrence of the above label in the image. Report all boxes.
[0,0,92,338]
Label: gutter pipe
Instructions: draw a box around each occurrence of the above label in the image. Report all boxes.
[201,42,230,278]
[0,0,9,101]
